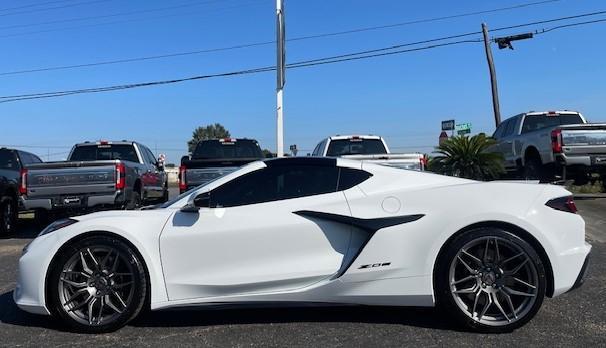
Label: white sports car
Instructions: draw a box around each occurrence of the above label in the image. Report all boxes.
[15,157,591,333]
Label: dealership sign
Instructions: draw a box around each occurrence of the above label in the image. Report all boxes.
[441,119,455,131]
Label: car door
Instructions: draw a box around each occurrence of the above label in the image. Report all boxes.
[159,163,353,301]
[140,145,163,198]
[500,118,519,168]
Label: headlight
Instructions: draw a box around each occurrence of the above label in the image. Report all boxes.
[38,218,78,237]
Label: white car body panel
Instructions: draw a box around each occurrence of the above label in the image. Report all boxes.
[14,158,591,316]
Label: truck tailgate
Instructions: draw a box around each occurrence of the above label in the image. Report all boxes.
[25,161,117,197]
[560,124,606,155]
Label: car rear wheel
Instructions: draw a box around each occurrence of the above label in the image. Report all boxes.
[47,236,147,333]
[523,157,543,181]
[435,228,546,333]
[0,196,17,236]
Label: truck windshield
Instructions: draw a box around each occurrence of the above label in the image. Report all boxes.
[522,114,584,133]
[192,140,263,159]
[326,139,387,156]
[70,144,139,162]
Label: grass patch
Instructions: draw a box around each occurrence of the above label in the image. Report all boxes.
[566,180,604,194]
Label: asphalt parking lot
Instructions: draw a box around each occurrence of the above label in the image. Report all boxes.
[1,194,604,347]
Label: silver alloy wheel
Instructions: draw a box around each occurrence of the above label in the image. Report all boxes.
[58,246,135,326]
[448,236,539,327]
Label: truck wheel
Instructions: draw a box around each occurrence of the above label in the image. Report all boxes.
[0,196,17,236]
[160,185,169,203]
[125,191,142,210]
[523,158,543,181]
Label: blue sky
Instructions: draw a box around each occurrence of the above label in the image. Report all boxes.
[0,0,605,163]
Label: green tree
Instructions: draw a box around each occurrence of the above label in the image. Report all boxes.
[187,123,230,153]
[429,134,505,181]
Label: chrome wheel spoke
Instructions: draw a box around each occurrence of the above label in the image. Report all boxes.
[494,238,501,263]
[471,289,482,317]
[80,251,93,275]
[492,293,510,322]
[503,286,535,298]
[87,297,97,325]
[461,249,482,266]
[477,293,493,321]
[105,295,124,314]
[60,277,87,288]
[451,275,475,286]
[100,249,113,268]
[502,291,518,320]
[483,239,490,263]
[513,277,537,289]
[501,252,524,265]
[457,255,477,275]
[62,270,91,279]
[96,296,105,325]
[453,284,477,294]
[68,294,92,312]
[86,248,100,270]
[63,288,88,306]
[113,281,133,289]
[112,289,128,308]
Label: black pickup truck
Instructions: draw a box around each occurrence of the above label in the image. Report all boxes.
[179,138,264,193]
[0,148,43,235]
[20,141,168,216]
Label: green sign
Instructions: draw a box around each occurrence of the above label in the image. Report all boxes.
[457,129,471,135]
[455,123,472,132]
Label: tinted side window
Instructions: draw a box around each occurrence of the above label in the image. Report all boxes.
[338,168,372,191]
[141,146,156,164]
[0,150,18,171]
[210,165,339,207]
[503,118,517,137]
[492,120,507,139]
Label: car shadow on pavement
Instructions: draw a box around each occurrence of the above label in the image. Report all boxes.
[0,289,463,332]
[0,291,63,331]
[132,304,463,331]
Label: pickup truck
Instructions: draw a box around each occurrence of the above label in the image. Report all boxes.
[492,110,606,183]
[311,135,427,171]
[20,141,168,217]
[179,138,264,193]
[0,148,43,234]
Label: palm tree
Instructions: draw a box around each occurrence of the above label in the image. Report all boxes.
[429,134,505,181]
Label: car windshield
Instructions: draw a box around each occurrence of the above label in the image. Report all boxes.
[69,144,139,162]
[326,139,387,156]
[192,140,263,159]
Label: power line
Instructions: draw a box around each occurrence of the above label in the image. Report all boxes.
[0,0,227,30]
[0,0,263,39]
[1,14,605,103]
[0,0,564,76]
[289,0,562,42]
[0,0,112,17]
[0,0,79,12]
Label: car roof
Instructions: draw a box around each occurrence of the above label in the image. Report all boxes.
[263,156,362,169]
[75,141,136,147]
[328,135,381,141]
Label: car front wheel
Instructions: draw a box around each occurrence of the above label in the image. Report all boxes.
[435,228,546,333]
[47,235,147,333]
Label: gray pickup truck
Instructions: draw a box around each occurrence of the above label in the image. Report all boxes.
[20,141,168,216]
[179,138,264,193]
[492,111,606,183]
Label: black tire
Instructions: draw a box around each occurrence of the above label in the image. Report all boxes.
[47,235,147,333]
[434,227,546,333]
[160,184,169,203]
[523,157,544,181]
[0,196,17,236]
[125,190,142,210]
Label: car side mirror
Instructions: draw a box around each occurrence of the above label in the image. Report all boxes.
[180,192,210,213]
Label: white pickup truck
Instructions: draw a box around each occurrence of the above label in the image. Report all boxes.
[311,135,426,171]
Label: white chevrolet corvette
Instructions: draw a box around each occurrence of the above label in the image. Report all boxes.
[15,157,590,333]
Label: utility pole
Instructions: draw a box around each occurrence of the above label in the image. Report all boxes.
[276,0,286,157]
[482,23,501,127]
